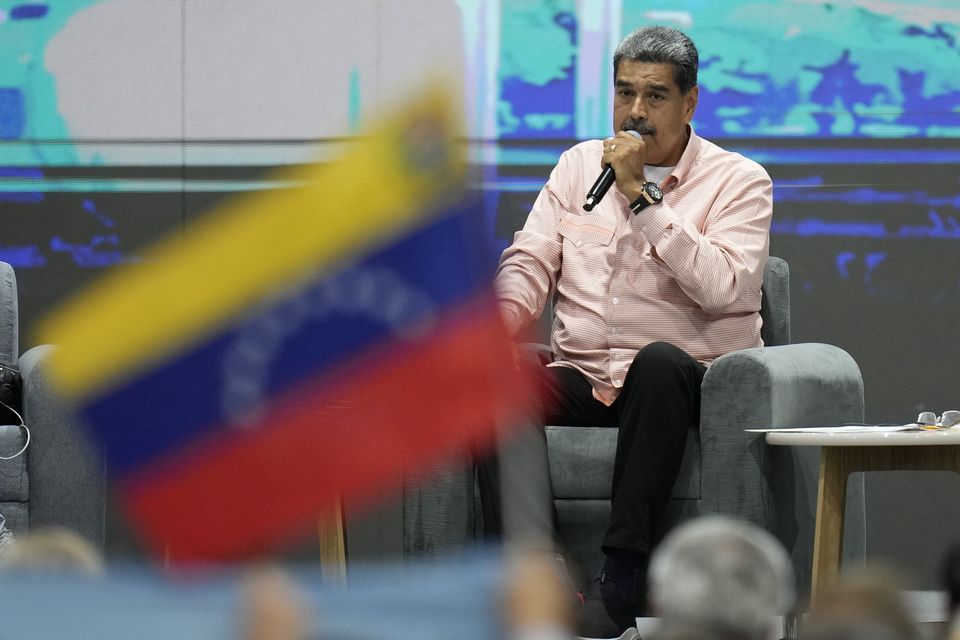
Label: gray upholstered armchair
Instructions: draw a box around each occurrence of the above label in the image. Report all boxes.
[542,257,864,594]
[0,261,105,547]
[402,257,864,599]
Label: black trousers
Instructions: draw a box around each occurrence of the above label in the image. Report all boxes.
[479,341,706,556]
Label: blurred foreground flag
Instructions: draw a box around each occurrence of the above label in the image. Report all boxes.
[38,87,528,563]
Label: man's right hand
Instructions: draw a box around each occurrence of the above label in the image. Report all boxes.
[602,131,647,204]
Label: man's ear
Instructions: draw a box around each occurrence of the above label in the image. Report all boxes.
[683,85,699,124]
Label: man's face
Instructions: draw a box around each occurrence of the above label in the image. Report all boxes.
[612,60,698,166]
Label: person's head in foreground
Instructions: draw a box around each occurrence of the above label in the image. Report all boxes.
[647,516,795,640]
[798,566,920,640]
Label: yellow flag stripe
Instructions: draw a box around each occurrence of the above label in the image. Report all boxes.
[39,88,463,400]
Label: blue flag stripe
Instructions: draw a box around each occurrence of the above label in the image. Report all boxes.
[82,201,494,476]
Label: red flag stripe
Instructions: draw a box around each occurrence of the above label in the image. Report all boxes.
[120,296,529,563]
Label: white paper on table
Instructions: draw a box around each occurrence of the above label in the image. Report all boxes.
[745,425,923,434]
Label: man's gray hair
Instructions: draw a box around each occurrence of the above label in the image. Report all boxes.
[648,516,795,640]
[613,26,699,94]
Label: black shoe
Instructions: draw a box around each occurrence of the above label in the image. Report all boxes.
[575,568,638,638]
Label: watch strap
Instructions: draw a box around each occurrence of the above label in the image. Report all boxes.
[629,182,662,214]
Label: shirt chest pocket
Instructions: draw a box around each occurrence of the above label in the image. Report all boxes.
[557,214,617,248]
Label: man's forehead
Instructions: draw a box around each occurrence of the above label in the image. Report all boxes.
[615,61,677,90]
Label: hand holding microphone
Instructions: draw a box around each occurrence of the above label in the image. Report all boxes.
[583,129,647,211]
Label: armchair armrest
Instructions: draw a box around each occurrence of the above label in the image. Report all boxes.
[702,343,864,431]
[18,344,106,547]
[699,342,864,595]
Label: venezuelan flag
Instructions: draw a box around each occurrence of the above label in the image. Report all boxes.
[38,89,527,563]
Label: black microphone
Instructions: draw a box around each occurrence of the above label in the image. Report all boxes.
[582,130,642,211]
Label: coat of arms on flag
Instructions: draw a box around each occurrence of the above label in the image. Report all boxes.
[38,86,530,563]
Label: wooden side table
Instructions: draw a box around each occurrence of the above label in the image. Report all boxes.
[765,428,960,605]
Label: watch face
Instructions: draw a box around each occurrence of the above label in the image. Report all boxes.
[646,182,662,200]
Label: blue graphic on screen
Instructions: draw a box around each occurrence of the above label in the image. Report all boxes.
[0,88,25,139]
[498,9,578,138]
[10,3,49,20]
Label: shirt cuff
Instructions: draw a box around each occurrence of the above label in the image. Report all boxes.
[638,200,677,245]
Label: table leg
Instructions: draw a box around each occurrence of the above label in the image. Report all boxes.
[809,444,960,606]
[811,446,847,605]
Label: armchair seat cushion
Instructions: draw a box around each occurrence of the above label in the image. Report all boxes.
[545,425,701,500]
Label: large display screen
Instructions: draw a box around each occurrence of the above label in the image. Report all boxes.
[0,0,958,425]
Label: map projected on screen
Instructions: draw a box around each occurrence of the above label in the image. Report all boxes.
[497,1,959,139]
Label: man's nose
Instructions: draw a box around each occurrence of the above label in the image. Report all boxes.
[629,97,647,119]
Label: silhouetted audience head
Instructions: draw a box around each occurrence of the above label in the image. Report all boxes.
[799,566,920,640]
[647,515,795,640]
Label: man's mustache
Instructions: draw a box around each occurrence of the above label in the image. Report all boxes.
[622,120,655,136]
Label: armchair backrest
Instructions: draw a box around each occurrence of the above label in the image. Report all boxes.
[760,256,791,347]
[0,262,18,364]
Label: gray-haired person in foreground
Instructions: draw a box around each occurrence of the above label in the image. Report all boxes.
[646,516,795,640]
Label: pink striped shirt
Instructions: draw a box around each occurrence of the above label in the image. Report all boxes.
[495,127,772,405]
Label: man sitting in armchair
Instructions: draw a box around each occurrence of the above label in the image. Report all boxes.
[490,25,773,637]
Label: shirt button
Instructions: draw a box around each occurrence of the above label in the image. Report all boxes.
[575,240,583,247]
[641,225,647,232]
[610,327,617,334]
[612,297,620,304]
[614,378,623,385]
